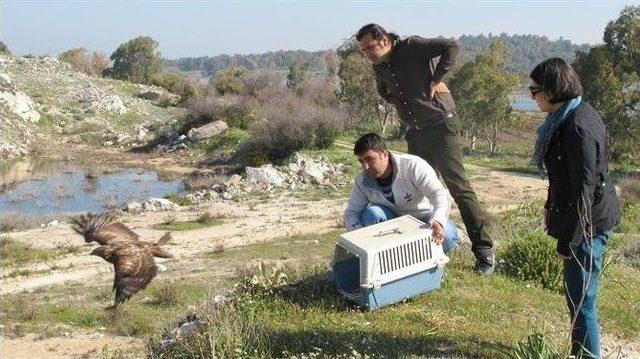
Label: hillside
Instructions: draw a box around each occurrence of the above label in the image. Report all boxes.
[0,55,185,160]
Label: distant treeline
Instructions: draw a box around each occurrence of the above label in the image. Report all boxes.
[165,49,327,76]
[457,33,590,74]
[165,33,590,76]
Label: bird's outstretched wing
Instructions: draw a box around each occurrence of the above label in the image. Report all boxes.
[72,213,139,245]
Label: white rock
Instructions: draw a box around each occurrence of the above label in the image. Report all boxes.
[177,321,200,339]
[187,120,228,142]
[143,197,179,211]
[126,201,142,213]
[0,73,11,85]
[245,165,285,187]
[0,89,41,123]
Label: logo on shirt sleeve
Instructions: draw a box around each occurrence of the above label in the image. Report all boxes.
[404,192,413,203]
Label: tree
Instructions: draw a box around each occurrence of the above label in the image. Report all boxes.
[210,66,246,95]
[323,49,340,82]
[573,6,640,162]
[0,41,11,55]
[603,6,640,74]
[107,36,162,84]
[91,52,109,75]
[337,50,398,134]
[286,57,308,90]
[59,48,110,76]
[449,39,520,153]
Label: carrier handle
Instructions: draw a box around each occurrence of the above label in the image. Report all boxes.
[375,227,402,237]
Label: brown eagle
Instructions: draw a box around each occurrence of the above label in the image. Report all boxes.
[72,213,173,308]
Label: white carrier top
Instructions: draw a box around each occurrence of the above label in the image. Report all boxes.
[338,215,449,289]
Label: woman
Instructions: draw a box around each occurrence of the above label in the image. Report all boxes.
[529,58,621,358]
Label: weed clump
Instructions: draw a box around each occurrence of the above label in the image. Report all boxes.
[500,230,563,291]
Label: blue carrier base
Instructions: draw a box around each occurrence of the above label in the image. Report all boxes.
[332,257,444,311]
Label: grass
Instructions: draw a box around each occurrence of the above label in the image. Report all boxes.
[0,238,58,267]
[0,279,215,339]
[0,213,62,233]
[152,212,226,231]
[37,113,67,128]
[199,127,250,155]
[115,112,139,128]
[154,212,640,358]
[162,193,194,206]
[3,215,638,356]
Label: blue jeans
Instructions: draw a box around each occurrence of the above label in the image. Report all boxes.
[563,230,611,358]
[360,205,458,254]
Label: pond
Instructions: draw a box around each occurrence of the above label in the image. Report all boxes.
[511,96,538,111]
[0,158,186,217]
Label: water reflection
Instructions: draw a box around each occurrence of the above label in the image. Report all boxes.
[0,159,185,216]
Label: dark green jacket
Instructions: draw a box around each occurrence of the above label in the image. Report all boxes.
[373,36,459,128]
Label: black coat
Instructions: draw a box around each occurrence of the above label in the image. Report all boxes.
[543,102,621,256]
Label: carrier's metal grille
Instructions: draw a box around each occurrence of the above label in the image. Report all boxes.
[378,238,432,275]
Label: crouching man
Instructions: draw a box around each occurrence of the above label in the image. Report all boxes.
[344,133,457,254]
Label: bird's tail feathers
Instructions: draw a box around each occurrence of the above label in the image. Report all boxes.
[156,232,172,246]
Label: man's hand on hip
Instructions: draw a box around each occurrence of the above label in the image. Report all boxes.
[428,219,445,245]
[429,81,450,99]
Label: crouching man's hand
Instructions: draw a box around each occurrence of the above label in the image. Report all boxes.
[429,220,445,245]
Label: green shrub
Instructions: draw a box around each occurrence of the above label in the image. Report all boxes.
[186,95,258,130]
[505,332,561,359]
[313,121,339,149]
[618,202,640,233]
[151,298,268,359]
[204,128,250,154]
[151,73,180,90]
[211,66,246,95]
[500,230,563,291]
[156,95,173,108]
[239,261,288,296]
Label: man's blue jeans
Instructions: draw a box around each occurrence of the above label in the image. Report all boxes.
[563,230,611,359]
[360,205,458,254]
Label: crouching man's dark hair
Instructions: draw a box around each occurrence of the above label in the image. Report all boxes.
[354,133,387,155]
[530,57,583,104]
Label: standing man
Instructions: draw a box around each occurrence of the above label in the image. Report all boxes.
[355,23,495,275]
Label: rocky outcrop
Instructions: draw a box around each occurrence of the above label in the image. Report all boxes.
[0,74,40,123]
[0,55,188,160]
[0,69,39,159]
[187,120,228,142]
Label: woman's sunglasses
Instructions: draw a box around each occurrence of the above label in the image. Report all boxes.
[529,85,541,97]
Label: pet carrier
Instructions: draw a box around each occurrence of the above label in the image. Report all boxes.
[332,215,449,310]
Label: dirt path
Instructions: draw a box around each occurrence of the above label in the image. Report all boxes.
[0,195,344,295]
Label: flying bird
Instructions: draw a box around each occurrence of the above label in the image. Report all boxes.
[72,213,173,308]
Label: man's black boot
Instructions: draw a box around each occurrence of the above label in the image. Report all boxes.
[473,247,495,276]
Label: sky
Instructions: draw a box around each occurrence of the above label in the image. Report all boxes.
[1,0,639,59]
